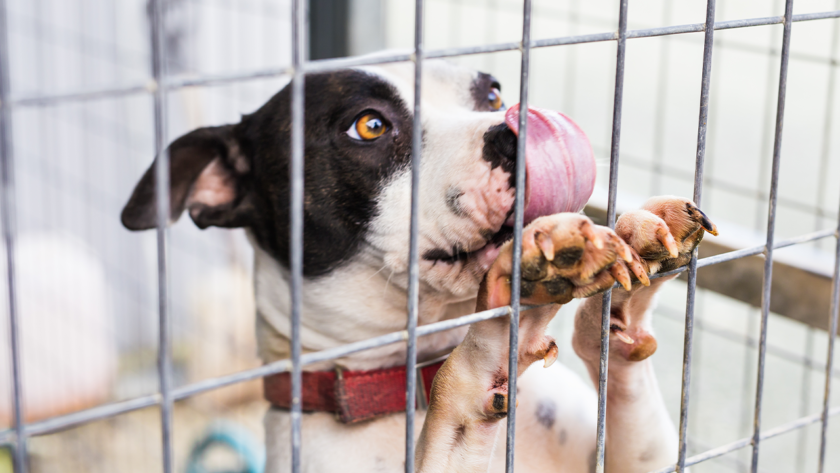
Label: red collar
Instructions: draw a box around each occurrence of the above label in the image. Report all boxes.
[264,359,445,424]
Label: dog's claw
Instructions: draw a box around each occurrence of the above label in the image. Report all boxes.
[581,220,603,249]
[696,207,718,236]
[655,224,679,258]
[609,233,634,263]
[535,231,555,262]
[543,341,558,368]
[627,254,650,286]
[613,329,635,345]
[610,263,632,291]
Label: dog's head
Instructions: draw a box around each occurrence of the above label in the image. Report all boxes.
[122,60,594,299]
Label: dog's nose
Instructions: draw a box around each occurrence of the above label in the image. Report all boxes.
[483,123,518,168]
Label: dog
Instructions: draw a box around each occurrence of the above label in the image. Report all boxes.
[121,59,717,472]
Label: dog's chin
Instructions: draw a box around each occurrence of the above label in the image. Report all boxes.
[423,225,513,273]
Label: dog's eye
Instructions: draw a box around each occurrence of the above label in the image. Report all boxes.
[488,88,503,110]
[347,112,388,141]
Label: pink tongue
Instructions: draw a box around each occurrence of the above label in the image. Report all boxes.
[504,104,596,226]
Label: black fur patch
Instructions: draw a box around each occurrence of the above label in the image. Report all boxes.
[123,70,414,277]
[481,123,517,188]
[241,71,414,276]
[535,399,557,429]
[446,187,466,216]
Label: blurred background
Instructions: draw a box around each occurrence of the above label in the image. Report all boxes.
[1,0,839,471]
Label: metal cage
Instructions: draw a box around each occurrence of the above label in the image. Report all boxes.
[1,1,839,473]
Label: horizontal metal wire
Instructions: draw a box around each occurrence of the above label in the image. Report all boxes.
[6,10,840,108]
[649,406,840,473]
[0,305,512,444]
[647,228,838,283]
[656,306,840,380]
[0,227,835,445]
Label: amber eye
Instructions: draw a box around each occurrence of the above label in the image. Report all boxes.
[488,87,503,110]
[347,112,388,141]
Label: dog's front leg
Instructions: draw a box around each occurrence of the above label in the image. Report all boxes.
[417,213,647,473]
[573,196,717,472]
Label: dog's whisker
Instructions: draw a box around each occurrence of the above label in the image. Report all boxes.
[383,268,396,297]
[364,263,390,282]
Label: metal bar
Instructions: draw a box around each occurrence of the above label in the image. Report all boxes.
[596,1,629,471]
[290,0,306,471]
[506,1,532,471]
[10,84,152,107]
[649,229,838,283]
[650,406,840,473]
[795,327,814,471]
[751,1,794,470]
[19,395,160,438]
[649,0,673,196]
[0,0,27,470]
[404,0,425,470]
[817,3,840,471]
[818,168,840,473]
[676,2,716,470]
[8,10,840,108]
[149,0,173,472]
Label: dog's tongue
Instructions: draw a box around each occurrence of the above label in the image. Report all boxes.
[504,104,595,226]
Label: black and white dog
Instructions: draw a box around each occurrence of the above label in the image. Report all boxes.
[122,60,717,473]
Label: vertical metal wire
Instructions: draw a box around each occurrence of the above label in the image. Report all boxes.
[814,0,840,240]
[795,328,814,471]
[649,0,672,196]
[750,0,794,471]
[404,0,424,471]
[149,1,174,471]
[817,10,840,473]
[676,1,716,471]
[595,1,629,471]
[290,0,306,472]
[505,1,532,471]
[0,1,27,472]
[818,176,840,473]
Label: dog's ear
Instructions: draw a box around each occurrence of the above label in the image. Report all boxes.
[121,124,255,231]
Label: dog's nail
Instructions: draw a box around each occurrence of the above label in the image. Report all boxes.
[656,225,679,258]
[581,221,603,249]
[620,243,633,264]
[543,341,558,368]
[614,330,635,345]
[632,259,651,287]
[611,263,632,291]
[535,231,555,261]
[696,208,719,236]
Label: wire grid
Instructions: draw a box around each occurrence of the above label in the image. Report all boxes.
[1,1,840,473]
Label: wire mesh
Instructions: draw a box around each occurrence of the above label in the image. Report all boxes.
[1,1,839,473]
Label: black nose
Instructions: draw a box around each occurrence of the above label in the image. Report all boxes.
[482,123,518,181]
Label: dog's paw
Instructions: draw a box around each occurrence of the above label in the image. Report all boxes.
[615,195,718,276]
[577,196,718,362]
[479,213,648,310]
